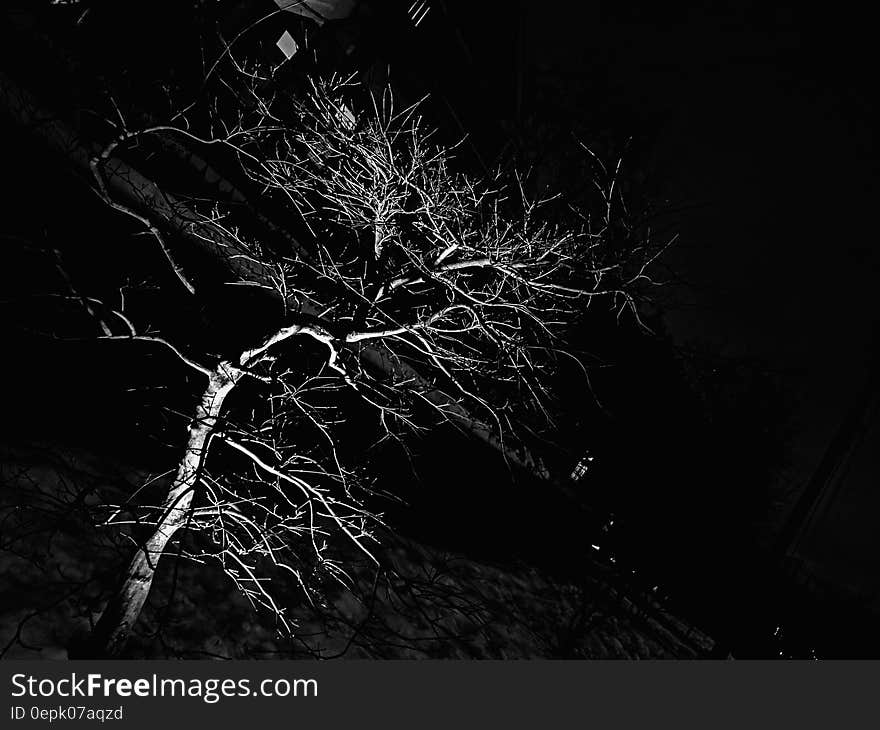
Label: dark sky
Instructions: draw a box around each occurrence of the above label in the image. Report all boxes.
[3,0,878,659]
[493,3,880,585]
[5,0,878,611]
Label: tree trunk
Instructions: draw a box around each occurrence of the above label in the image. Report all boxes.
[75,367,237,658]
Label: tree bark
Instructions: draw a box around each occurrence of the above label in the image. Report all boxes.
[76,366,237,658]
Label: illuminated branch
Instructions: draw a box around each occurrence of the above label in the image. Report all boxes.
[1,66,663,657]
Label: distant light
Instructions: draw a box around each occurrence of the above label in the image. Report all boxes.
[408,0,431,27]
[276,30,299,60]
[570,453,594,482]
[591,544,600,551]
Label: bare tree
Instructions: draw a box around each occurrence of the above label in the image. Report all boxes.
[3,55,661,656]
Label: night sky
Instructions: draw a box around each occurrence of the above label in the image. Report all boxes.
[2,1,878,657]
[485,2,880,595]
